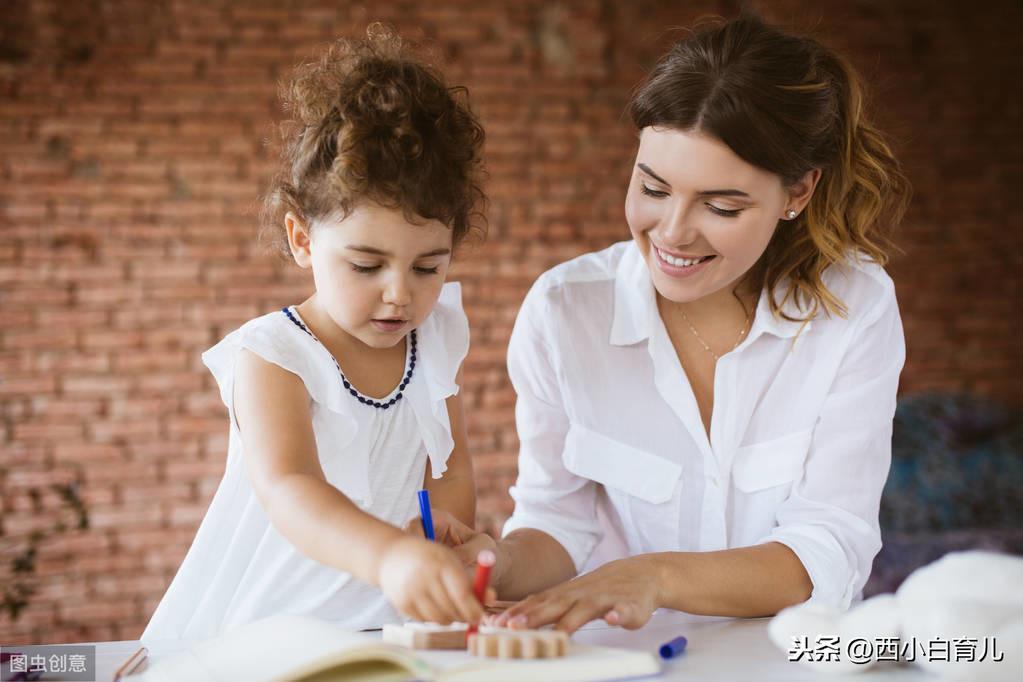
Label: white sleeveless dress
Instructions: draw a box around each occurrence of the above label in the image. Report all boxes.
[141,283,469,642]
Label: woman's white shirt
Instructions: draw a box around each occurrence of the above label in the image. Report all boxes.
[141,282,469,641]
[502,241,905,611]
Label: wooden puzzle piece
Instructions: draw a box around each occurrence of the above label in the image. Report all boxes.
[467,628,568,659]
[382,622,469,650]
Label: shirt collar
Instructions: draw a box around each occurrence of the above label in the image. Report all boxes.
[609,242,813,346]
[745,286,814,341]
[610,242,658,346]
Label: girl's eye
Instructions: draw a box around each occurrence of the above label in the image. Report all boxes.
[640,184,668,199]
[350,263,381,273]
[413,265,440,275]
[706,203,743,218]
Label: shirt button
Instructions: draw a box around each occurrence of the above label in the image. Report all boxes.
[710,476,719,487]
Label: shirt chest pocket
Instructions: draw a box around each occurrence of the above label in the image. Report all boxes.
[732,428,813,493]
[562,423,682,554]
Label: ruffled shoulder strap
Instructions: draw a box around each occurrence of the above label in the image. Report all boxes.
[202,311,344,410]
[200,310,359,450]
[403,281,470,479]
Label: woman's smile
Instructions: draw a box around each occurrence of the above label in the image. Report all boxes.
[651,242,717,279]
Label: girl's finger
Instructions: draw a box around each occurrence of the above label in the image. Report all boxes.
[416,586,448,625]
[440,564,482,624]
[427,569,470,624]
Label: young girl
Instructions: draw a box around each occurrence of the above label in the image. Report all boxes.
[442,13,911,633]
[142,28,488,640]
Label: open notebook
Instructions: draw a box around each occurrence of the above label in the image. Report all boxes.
[129,614,661,682]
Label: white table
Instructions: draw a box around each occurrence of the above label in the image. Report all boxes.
[63,611,931,681]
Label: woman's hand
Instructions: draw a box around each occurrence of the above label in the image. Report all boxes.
[376,536,484,624]
[488,556,663,634]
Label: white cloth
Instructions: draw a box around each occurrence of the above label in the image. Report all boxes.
[142,282,469,641]
[502,241,905,611]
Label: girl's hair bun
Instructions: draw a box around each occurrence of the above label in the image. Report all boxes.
[262,24,486,255]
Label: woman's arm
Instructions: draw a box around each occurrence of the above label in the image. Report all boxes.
[492,542,810,633]
[492,529,577,600]
[652,542,812,616]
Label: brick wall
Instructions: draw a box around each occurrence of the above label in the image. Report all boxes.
[2,0,1021,643]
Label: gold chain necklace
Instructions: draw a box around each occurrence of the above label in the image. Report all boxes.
[676,304,752,361]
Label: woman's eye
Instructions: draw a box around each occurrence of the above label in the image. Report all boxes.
[413,265,440,275]
[640,184,668,199]
[706,203,743,218]
[350,263,381,273]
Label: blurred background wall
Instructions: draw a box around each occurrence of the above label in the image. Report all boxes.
[1,0,1021,643]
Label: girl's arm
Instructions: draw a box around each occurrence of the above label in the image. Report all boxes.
[422,367,475,528]
[233,349,482,624]
[234,348,400,584]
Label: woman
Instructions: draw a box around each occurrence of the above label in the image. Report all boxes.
[445,13,909,633]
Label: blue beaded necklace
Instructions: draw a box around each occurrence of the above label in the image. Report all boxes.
[281,306,416,410]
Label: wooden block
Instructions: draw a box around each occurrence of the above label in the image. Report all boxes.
[382,622,469,650]
[467,628,569,659]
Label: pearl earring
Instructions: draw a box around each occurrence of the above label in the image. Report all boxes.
[786,209,798,219]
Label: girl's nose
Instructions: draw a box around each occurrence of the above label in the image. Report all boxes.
[383,275,412,307]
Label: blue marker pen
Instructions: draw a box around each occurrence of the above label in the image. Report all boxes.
[659,635,688,659]
[417,489,435,541]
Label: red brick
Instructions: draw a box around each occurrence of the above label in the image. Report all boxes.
[51,442,122,469]
[59,600,136,625]
[62,375,132,395]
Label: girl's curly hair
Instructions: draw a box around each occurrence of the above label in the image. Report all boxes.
[261,25,487,254]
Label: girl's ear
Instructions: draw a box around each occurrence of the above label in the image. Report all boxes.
[285,212,313,268]
[783,168,822,219]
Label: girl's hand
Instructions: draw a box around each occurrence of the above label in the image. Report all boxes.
[401,509,472,547]
[402,513,502,604]
[489,556,662,635]
[377,536,484,624]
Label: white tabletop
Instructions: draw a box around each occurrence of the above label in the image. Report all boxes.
[57,611,929,681]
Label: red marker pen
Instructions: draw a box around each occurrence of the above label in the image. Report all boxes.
[467,549,496,639]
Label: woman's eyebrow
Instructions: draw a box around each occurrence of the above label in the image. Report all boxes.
[637,163,669,185]
[696,188,750,198]
[345,245,451,258]
[637,163,750,198]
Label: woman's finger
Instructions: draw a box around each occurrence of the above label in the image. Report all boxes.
[491,592,542,627]
[555,597,610,635]
[605,602,649,630]
[506,592,576,630]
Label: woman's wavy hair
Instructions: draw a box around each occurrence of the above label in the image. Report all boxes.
[628,12,910,320]
[261,25,487,255]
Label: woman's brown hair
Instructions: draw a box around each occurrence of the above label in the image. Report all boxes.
[628,13,910,320]
[261,25,487,255]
